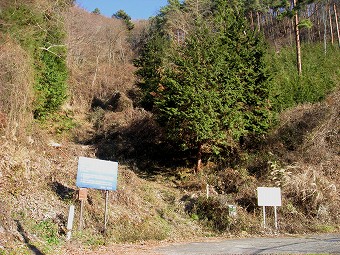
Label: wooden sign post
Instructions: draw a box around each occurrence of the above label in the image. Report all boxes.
[78,188,88,231]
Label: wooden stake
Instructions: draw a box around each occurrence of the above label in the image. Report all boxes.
[206,184,209,199]
[79,200,84,231]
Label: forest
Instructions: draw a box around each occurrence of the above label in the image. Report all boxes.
[0,0,339,253]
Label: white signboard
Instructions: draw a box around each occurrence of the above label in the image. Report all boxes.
[257,187,282,206]
[76,157,118,191]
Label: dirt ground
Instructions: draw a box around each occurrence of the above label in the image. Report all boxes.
[61,242,164,255]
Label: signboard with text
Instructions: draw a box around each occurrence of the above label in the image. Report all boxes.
[76,157,118,191]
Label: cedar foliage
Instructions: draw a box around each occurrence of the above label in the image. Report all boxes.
[113,9,134,30]
[135,0,274,170]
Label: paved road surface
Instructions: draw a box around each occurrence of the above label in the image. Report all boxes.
[156,234,340,254]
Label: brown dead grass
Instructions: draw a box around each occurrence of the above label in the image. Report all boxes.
[260,89,340,232]
[0,37,33,140]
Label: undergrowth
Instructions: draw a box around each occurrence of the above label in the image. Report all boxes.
[268,43,340,112]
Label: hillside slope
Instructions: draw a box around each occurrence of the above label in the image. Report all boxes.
[0,88,339,254]
[0,3,339,255]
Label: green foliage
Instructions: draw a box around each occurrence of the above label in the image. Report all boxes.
[92,8,101,15]
[268,44,340,111]
[298,18,313,29]
[135,0,273,161]
[134,33,170,110]
[190,196,231,232]
[0,5,45,52]
[33,219,61,246]
[0,3,69,120]
[34,48,68,119]
[39,111,77,135]
[112,9,134,30]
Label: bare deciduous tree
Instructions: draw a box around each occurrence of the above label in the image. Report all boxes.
[65,7,138,110]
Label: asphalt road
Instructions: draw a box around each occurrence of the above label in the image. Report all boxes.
[156,234,340,254]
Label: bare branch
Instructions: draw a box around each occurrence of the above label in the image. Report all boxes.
[39,44,66,57]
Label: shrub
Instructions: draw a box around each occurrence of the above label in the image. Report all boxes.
[190,196,231,232]
[33,47,68,119]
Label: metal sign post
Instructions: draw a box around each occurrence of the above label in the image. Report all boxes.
[76,157,118,232]
[274,206,278,229]
[104,190,109,232]
[257,187,282,230]
[262,206,266,228]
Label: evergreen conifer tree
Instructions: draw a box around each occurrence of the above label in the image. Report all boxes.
[135,0,273,172]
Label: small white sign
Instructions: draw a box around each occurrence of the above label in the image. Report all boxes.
[257,187,282,206]
[228,205,237,217]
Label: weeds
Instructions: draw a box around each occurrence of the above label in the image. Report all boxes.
[35,111,78,137]
[191,196,232,232]
[0,39,33,141]
[33,219,61,246]
[73,231,106,247]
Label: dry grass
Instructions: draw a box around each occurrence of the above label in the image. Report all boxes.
[0,37,33,140]
[0,125,203,253]
[259,88,340,232]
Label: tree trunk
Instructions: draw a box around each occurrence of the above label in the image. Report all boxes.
[329,5,334,45]
[334,3,340,47]
[293,0,302,75]
[256,11,261,32]
[195,143,203,173]
[289,19,294,47]
[250,11,254,31]
[91,54,100,92]
[323,3,327,55]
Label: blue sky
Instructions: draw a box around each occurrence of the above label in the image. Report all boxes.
[75,0,169,20]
